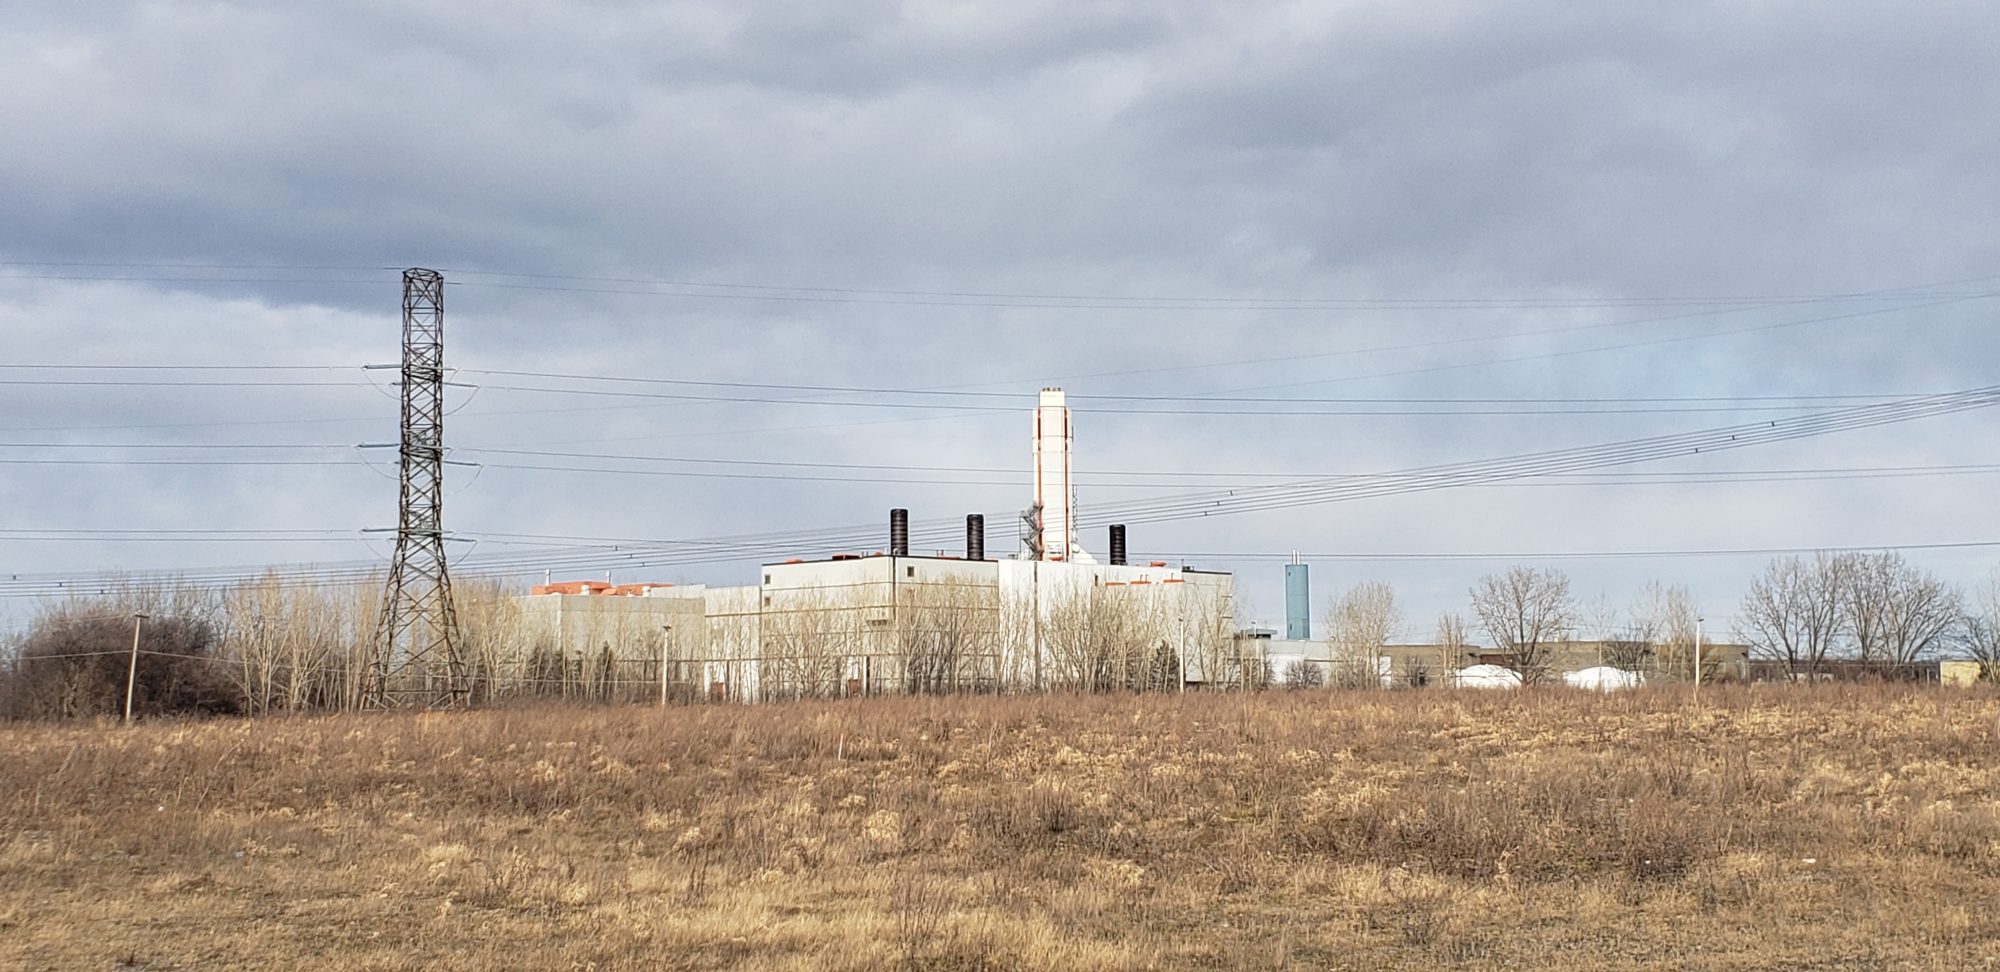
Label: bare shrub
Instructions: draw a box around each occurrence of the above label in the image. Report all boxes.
[887,870,959,966]
[1280,659,1325,690]
[6,605,238,720]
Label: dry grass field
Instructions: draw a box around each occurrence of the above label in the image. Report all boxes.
[4,686,1999,970]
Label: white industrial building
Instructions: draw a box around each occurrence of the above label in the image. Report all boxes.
[514,388,1245,701]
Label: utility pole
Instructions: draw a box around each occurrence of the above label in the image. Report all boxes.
[368,268,467,708]
[1177,613,1187,693]
[1693,616,1705,699]
[659,623,673,708]
[123,612,148,724]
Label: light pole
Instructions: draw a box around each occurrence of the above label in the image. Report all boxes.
[1693,616,1705,699]
[1177,614,1187,694]
[659,623,673,708]
[123,613,149,724]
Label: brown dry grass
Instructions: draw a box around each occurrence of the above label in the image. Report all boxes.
[4,685,1999,970]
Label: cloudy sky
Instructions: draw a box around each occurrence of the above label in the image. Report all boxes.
[5,0,1999,638]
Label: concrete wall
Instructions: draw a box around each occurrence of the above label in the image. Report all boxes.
[512,586,710,699]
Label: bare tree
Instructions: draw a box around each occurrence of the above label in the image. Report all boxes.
[1433,612,1471,678]
[455,579,530,703]
[1842,552,1960,669]
[1181,585,1240,689]
[1957,569,2000,682]
[997,594,1041,692]
[1585,592,1648,670]
[1326,581,1400,689]
[1631,581,1704,680]
[328,580,382,710]
[220,572,368,713]
[898,579,1001,694]
[1844,552,1896,666]
[1041,583,1165,692]
[1737,554,1850,679]
[761,586,857,699]
[1470,567,1575,685]
[1040,584,1103,691]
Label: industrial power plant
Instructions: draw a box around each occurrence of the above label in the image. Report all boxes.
[517,388,1245,701]
[510,387,1757,701]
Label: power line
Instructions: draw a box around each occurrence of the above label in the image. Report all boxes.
[0,530,362,543]
[0,379,374,388]
[8,383,1994,594]
[457,369,1913,405]
[1073,386,2000,527]
[0,261,395,271]
[4,446,1996,490]
[10,259,1997,308]
[0,459,358,467]
[0,274,391,285]
[442,269,2000,311]
[1206,294,1992,397]
[0,443,357,450]
[0,364,353,371]
[1135,539,2000,563]
[0,365,1926,414]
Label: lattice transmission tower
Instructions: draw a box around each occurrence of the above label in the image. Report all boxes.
[368,268,467,708]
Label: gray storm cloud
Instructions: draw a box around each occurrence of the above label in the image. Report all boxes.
[3,0,1998,629]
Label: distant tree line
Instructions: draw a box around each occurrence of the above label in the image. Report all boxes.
[1291,556,2000,689]
[5,554,1998,720]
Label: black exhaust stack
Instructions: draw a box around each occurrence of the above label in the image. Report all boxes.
[966,514,986,560]
[890,508,910,557]
[1109,524,1128,566]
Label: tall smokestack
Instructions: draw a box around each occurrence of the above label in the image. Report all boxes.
[966,514,986,560]
[1108,524,1127,566]
[1033,388,1093,563]
[889,508,909,557]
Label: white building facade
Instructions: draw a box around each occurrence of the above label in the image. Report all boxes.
[511,388,1242,702]
[517,554,1239,702]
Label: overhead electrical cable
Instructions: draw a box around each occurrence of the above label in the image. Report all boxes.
[1068,385,2000,527]
[456,370,1913,405]
[9,259,1995,309]
[8,383,1997,595]
[1202,293,1994,397]
[1125,539,2000,563]
[436,267,2000,310]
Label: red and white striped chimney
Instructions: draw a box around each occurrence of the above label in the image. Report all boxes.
[1033,388,1092,563]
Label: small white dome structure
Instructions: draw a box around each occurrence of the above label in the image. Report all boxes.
[1564,666,1645,691]
[1449,664,1523,689]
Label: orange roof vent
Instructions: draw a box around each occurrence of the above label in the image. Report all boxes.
[531,580,615,596]
[611,583,672,596]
